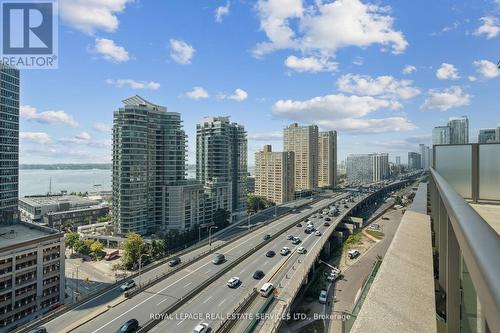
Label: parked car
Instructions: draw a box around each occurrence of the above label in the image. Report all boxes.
[212,253,225,264]
[319,290,327,304]
[348,250,361,259]
[297,247,306,254]
[253,270,265,279]
[266,250,276,258]
[227,277,241,288]
[192,322,210,333]
[120,280,136,292]
[263,234,271,240]
[168,257,181,267]
[280,247,290,255]
[116,319,139,333]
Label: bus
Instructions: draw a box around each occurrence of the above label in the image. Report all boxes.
[104,249,119,261]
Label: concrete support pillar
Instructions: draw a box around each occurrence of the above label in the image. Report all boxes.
[323,240,331,257]
[446,220,461,333]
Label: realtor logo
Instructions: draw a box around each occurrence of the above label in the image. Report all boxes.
[1,0,58,69]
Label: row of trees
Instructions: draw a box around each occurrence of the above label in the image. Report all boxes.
[65,232,105,259]
[247,194,275,213]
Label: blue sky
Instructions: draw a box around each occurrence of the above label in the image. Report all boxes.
[19,0,500,166]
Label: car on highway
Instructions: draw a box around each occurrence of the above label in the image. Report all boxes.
[348,250,361,259]
[263,234,271,240]
[314,231,322,236]
[266,250,276,257]
[304,228,312,234]
[227,277,241,288]
[286,234,294,240]
[168,257,181,267]
[324,217,331,221]
[297,247,307,254]
[323,222,330,227]
[253,270,265,279]
[344,204,349,208]
[192,322,210,333]
[296,223,302,227]
[116,319,139,333]
[319,290,327,304]
[120,280,136,292]
[311,215,317,218]
[260,282,274,297]
[292,237,301,244]
[318,214,323,218]
[212,253,225,264]
[280,247,290,255]
[382,216,390,220]
[27,328,47,333]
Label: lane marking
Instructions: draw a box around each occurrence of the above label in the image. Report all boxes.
[176,318,186,326]
[218,298,226,306]
[156,298,168,306]
[184,282,192,288]
[202,296,213,304]
[90,197,340,332]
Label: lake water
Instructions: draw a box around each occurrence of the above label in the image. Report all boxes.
[19,168,198,197]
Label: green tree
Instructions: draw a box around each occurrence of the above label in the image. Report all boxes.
[74,239,91,255]
[214,209,230,229]
[150,239,165,259]
[90,241,104,259]
[65,231,80,254]
[121,233,147,270]
[247,194,275,213]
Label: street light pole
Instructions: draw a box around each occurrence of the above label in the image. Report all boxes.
[138,253,149,287]
[208,226,218,251]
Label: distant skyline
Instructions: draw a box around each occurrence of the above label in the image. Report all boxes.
[19,0,500,166]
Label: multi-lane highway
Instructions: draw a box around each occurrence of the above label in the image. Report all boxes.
[29,197,312,332]
[42,194,344,333]
[148,194,358,333]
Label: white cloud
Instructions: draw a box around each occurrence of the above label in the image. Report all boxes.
[185,86,209,100]
[106,79,160,90]
[337,74,421,100]
[248,131,283,141]
[436,63,460,80]
[169,39,195,64]
[284,55,338,73]
[60,132,111,147]
[93,123,112,133]
[473,16,500,39]
[215,2,230,23]
[254,0,407,57]
[20,132,52,144]
[421,86,471,111]
[60,0,132,34]
[21,105,79,127]
[402,65,416,75]
[325,117,416,134]
[228,88,248,101]
[93,38,129,63]
[473,59,500,79]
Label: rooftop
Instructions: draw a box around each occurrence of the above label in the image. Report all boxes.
[20,194,98,207]
[0,222,60,248]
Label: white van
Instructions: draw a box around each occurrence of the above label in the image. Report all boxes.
[259,282,274,297]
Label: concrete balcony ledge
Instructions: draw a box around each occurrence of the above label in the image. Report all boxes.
[351,184,436,333]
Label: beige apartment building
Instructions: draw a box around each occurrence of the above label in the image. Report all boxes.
[283,123,319,191]
[318,131,337,188]
[255,145,295,204]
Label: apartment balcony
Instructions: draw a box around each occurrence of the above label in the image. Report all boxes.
[349,143,500,333]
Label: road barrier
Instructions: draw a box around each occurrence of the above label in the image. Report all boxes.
[14,197,320,333]
[136,196,340,332]
[215,289,258,333]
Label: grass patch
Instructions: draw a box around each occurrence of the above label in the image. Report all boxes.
[366,229,385,240]
[298,320,325,333]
